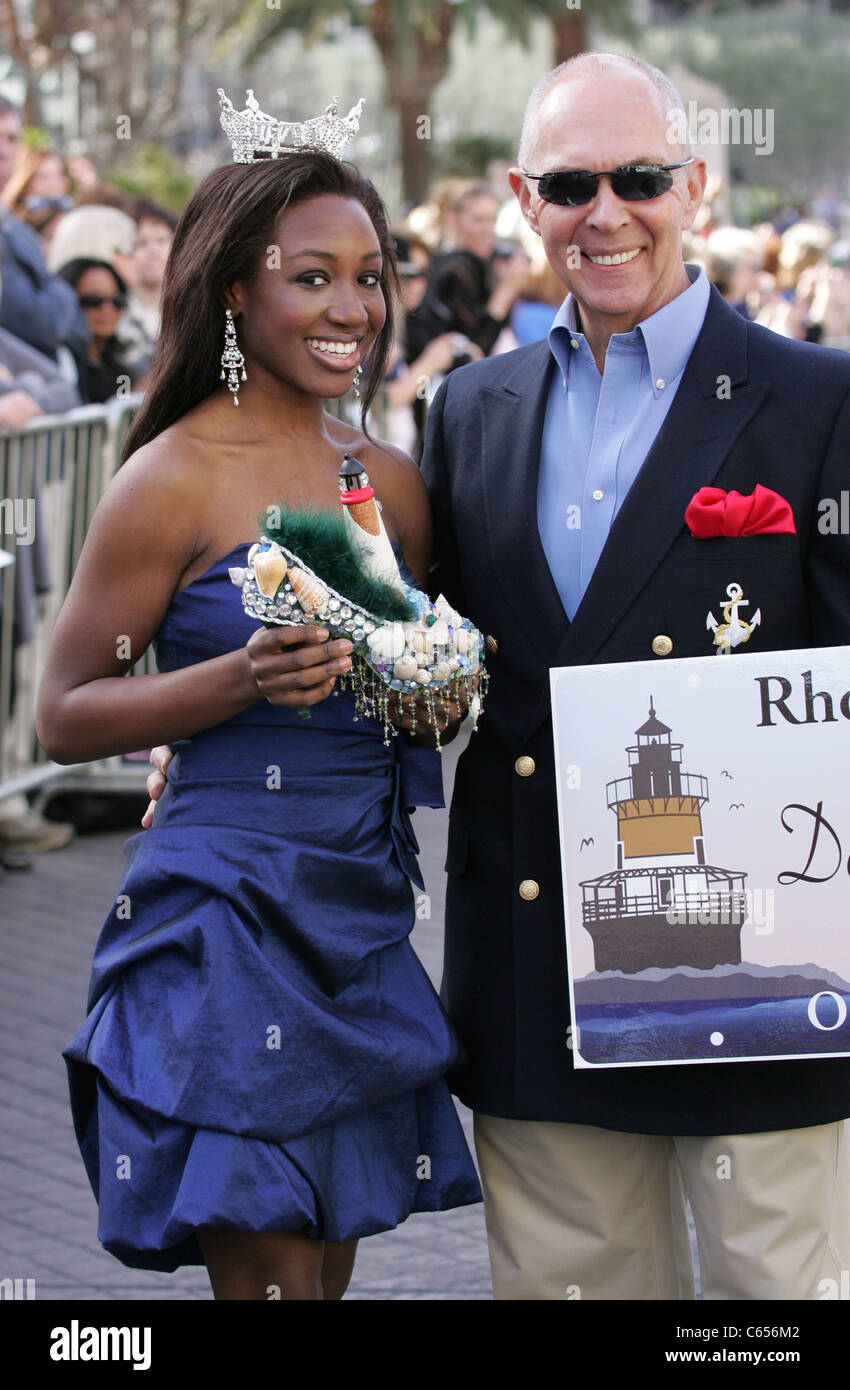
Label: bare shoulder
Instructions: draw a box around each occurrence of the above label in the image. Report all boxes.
[322,417,432,583]
[360,437,424,489]
[358,438,429,536]
[88,415,219,564]
[324,414,427,506]
[119,414,218,497]
[363,437,431,583]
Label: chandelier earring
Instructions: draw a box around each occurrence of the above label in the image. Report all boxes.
[220,308,247,405]
[351,363,363,399]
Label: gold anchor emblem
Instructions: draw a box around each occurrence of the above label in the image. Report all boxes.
[706,582,761,655]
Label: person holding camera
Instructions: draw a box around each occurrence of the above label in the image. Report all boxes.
[383,230,484,456]
[405,181,528,365]
[404,186,526,457]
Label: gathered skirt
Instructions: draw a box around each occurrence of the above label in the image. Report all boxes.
[63,716,482,1270]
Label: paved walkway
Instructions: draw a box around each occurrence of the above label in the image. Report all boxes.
[0,729,493,1300]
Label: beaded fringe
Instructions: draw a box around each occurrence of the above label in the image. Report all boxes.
[331,655,489,750]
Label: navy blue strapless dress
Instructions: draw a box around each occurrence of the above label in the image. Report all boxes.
[63,541,482,1272]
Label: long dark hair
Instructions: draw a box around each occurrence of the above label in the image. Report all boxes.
[122,152,398,462]
[57,257,129,298]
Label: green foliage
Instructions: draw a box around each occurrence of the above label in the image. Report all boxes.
[260,504,417,621]
[729,182,785,228]
[22,125,52,151]
[440,132,515,177]
[105,143,194,213]
[485,0,637,46]
[643,6,850,196]
[244,0,367,61]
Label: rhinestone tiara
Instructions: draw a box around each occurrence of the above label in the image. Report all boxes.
[218,88,365,163]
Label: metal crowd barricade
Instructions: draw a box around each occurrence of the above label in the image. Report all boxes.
[0,386,399,807]
[0,395,146,803]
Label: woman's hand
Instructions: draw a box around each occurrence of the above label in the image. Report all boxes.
[244,625,352,705]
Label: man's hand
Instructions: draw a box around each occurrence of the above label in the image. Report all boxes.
[387,674,479,746]
[142,744,172,827]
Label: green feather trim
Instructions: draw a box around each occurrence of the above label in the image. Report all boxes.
[258,503,418,622]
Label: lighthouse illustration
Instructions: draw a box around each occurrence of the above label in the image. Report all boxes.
[580,700,748,974]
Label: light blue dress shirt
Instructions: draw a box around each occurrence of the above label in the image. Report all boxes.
[538,263,710,621]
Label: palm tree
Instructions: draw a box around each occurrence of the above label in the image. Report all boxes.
[486,0,635,64]
[249,0,635,204]
[0,0,230,150]
[247,2,463,204]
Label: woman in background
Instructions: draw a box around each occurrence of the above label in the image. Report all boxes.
[56,257,149,402]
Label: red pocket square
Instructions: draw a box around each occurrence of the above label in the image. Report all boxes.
[685,485,796,539]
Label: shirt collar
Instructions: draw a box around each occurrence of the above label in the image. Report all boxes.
[549,263,710,397]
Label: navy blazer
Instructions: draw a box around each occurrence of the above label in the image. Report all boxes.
[0,209,88,360]
[421,285,850,1134]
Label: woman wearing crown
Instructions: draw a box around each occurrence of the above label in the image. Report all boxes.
[37,92,483,1299]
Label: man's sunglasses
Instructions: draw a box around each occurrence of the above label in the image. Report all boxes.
[78,293,127,310]
[521,158,694,207]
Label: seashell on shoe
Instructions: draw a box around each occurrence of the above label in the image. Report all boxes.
[366,622,405,661]
[253,544,287,598]
[288,566,329,614]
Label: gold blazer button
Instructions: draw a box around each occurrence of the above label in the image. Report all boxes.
[518,879,540,900]
[651,634,673,656]
[515,756,536,777]
[486,634,499,653]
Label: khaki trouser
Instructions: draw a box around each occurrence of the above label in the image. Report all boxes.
[473,1112,850,1300]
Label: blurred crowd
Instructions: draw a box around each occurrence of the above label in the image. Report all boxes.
[0,95,175,433]
[0,94,176,868]
[1,85,848,448]
[1,87,850,869]
[385,167,850,456]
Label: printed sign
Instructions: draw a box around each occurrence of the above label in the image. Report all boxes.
[550,647,850,1067]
